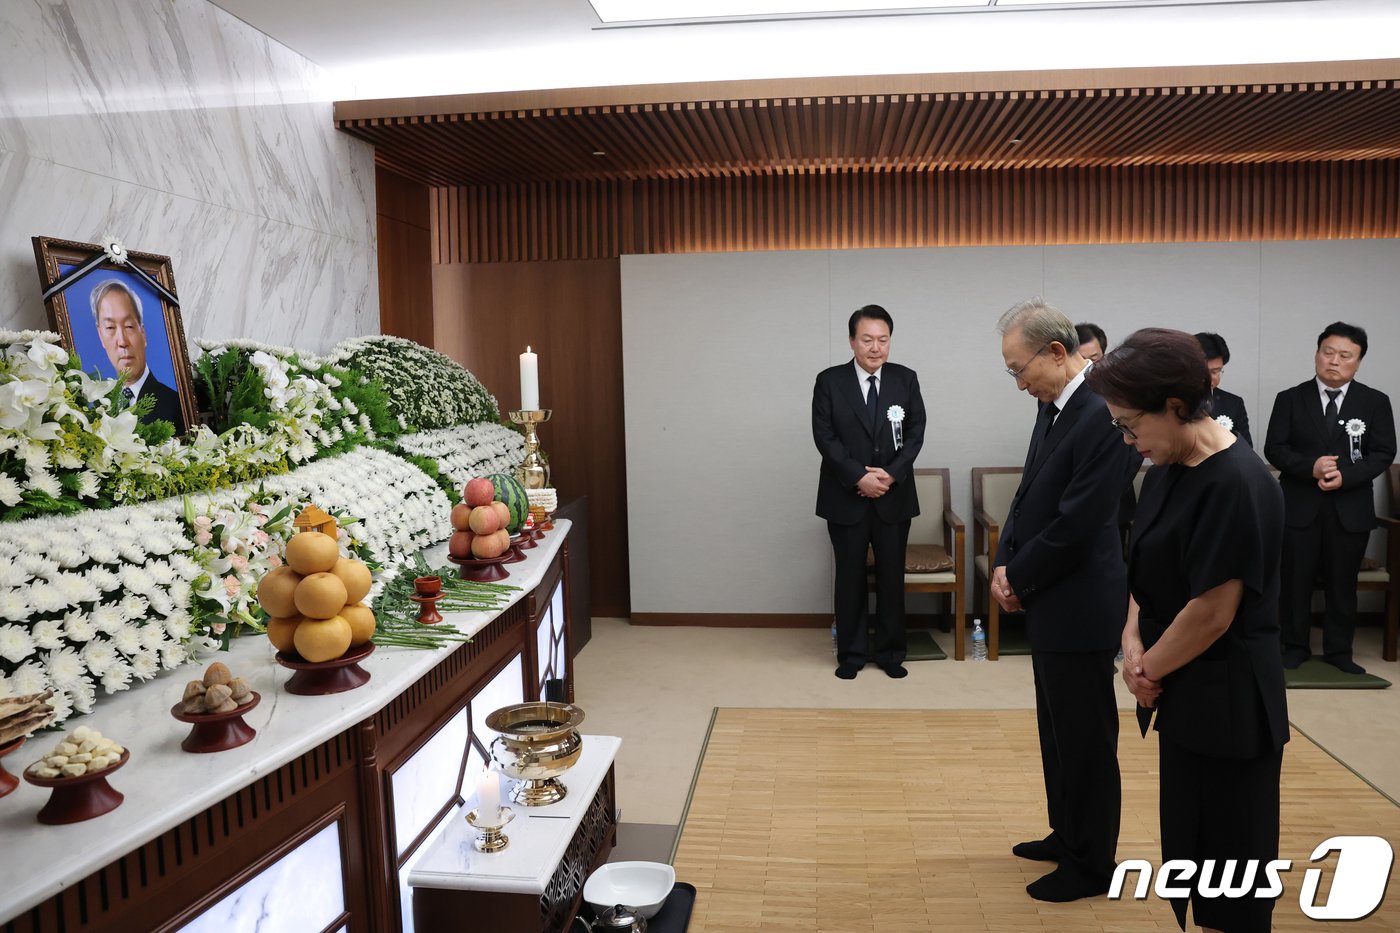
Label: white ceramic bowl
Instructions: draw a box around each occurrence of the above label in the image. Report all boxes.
[583,861,676,919]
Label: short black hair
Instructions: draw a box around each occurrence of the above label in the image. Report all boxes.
[1084,328,1213,423]
[1317,321,1368,358]
[1193,332,1231,364]
[848,304,894,338]
[1075,322,1107,351]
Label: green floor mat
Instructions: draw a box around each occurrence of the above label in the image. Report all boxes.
[906,629,947,661]
[992,617,1032,656]
[1284,658,1391,689]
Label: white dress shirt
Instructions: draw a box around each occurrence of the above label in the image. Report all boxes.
[1316,376,1351,415]
[855,359,883,403]
[1048,361,1091,423]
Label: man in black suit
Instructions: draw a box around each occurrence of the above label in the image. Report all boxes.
[813,304,926,680]
[1195,331,1253,448]
[1074,322,1107,363]
[91,279,186,434]
[992,298,1141,902]
[1264,322,1396,674]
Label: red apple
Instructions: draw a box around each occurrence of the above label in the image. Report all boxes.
[468,505,501,535]
[451,502,473,532]
[449,530,474,559]
[465,478,496,508]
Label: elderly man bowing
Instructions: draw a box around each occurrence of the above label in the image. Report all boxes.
[992,297,1141,902]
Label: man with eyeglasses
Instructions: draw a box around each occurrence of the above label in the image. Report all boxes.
[1264,322,1396,674]
[1194,331,1252,448]
[992,298,1142,903]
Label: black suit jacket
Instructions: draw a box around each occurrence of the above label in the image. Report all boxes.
[1210,387,1253,449]
[138,375,187,434]
[995,379,1143,652]
[1263,379,1396,533]
[812,361,926,525]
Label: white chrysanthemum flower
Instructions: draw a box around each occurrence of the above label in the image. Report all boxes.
[85,541,121,565]
[168,580,193,607]
[0,589,31,622]
[112,626,142,656]
[30,617,64,650]
[165,614,192,640]
[146,560,176,587]
[148,591,173,618]
[61,610,96,643]
[53,572,97,606]
[28,581,66,614]
[0,474,21,507]
[118,543,149,564]
[0,623,37,663]
[43,646,85,687]
[89,602,125,634]
[53,447,82,470]
[71,677,97,714]
[88,567,121,593]
[76,470,101,499]
[46,688,72,724]
[160,643,186,668]
[10,660,47,694]
[167,554,202,581]
[118,593,149,621]
[49,545,87,569]
[130,650,159,680]
[81,639,117,676]
[100,659,132,693]
[139,623,167,652]
[26,470,62,499]
[120,565,155,596]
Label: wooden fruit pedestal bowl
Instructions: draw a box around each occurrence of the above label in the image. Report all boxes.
[170,692,261,753]
[447,553,511,583]
[0,737,26,799]
[24,750,130,824]
[275,643,375,696]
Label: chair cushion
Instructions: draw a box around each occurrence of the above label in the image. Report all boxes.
[974,554,990,579]
[866,544,954,573]
[1360,556,1384,572]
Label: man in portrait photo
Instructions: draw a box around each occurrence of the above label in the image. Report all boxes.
[89,278,186,434]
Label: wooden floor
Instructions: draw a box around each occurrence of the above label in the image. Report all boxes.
[671,709,1400,932]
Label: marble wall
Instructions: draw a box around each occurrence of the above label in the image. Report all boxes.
[0,0,377,350]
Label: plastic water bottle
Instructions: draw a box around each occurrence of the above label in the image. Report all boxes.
[831,619,838,655]
[971,618,988,661]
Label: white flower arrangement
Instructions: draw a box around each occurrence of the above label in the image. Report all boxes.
[394,422,526,491]
[324,335,500,430]
[1215,414,1234,432]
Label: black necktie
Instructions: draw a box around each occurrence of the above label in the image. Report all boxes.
[866,374,879,428]
[1027,402,1059,465]
[122,387,135,409]
[1325,388,1341,420]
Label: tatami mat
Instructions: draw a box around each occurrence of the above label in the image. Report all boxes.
[671,708,1400,932]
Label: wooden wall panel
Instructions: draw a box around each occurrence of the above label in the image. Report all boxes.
[431,259,629,618]
[432,160,1400,263]
[376,167,434,346]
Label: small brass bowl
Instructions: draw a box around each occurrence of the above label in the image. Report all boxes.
[486,702,584,807]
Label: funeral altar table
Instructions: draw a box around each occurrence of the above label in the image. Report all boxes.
[0,522,576,933]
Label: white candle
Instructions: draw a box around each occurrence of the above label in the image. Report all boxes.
[520,346,539,411]
[476,769,501,824]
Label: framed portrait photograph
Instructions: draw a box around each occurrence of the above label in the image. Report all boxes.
[32,236,197,436]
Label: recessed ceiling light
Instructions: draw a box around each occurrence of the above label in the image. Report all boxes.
[592,150,607,156]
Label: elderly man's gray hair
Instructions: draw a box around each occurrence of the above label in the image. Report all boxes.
[997,296,1078,354]
[89,279,145,326]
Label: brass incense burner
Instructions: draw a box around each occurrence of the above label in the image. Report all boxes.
[486,701,584,806]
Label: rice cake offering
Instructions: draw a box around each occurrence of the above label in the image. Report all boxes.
[27,726,125,779]
[0,689,57,746]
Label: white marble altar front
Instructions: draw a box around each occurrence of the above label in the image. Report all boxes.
[0,0,377,350]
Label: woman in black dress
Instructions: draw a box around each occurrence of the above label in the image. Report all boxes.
[1086,328,1288,933]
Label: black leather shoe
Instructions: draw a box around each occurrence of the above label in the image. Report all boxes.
[1026,866,1110,903]
[835,663,860,680]
[880,663,908,679]
[1325,655,1366,675]
[1012,838,1062,862]
[1281,647,1310,670]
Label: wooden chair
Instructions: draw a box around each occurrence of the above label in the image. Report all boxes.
[971,467,1023,660]
[870,469,966,658]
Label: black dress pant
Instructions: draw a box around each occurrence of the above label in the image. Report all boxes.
[1031,648,1121,883]
[828,509,909,667]
[1280,501,1369,660]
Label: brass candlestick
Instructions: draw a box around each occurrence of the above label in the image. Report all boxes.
[466,805,515,853]
[508,409,552,490]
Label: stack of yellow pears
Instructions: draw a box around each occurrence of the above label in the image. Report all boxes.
[257,531,376,662]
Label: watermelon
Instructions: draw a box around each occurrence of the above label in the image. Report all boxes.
[488,473,529,533]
